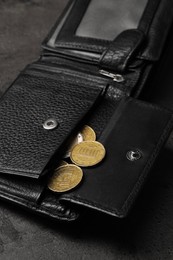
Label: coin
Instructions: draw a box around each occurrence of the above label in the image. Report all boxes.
[70,141,106,167]
[48,164,83,192]
[64,133,83,158]
[80,125,96,141]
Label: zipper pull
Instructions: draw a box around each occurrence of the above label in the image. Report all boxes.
[99,69,124,83]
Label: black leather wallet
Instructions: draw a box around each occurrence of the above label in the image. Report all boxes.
[1,0,173,221]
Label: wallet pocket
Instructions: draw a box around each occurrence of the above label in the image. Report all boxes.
[0,68,103,178]
[60,97,173,217]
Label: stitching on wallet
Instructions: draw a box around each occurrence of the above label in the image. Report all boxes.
[74,35,110,44]
[24,67,107,86]
[54,41,105,52]
[28,66,107,86]
[0,191,73,221]
[62,195,120,216]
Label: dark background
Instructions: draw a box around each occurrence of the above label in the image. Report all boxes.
[0,1,173,259]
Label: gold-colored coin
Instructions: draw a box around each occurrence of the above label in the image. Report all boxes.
[70,141,106,167]
[80,125,96,141]
[48,164,83,193]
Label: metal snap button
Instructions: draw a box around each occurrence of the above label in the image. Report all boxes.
[126,150,142,161]
[43,118,58,130]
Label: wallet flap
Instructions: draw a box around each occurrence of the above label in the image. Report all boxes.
[60,97,173,217]
[0,68,103,178]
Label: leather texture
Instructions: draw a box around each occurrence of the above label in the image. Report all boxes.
[0,68,103,178]
[99,29,144,73]
[0,0,173,222]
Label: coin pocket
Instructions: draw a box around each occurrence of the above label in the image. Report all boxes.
[0,69,103,179]
[59,97,173,218]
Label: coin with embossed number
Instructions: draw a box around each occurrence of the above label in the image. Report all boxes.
[80,125,96,141]
[70,141,106,167]
[48,164,83,192]
[64,133,83,158]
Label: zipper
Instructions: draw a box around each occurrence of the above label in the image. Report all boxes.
[28,62,107,83]
[99,70,125,83]
[28,61,125,85]
[41,54,126,83]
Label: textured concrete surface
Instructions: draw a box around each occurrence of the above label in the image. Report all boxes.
[0,1,173,260]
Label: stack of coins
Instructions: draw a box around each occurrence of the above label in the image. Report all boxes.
[48,125,106,193]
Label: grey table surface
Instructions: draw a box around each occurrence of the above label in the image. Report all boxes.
[0,1,173,259]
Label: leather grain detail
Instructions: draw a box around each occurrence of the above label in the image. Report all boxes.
[99,29,144,72]
[60,97,173,217]
[0,70,102,178]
